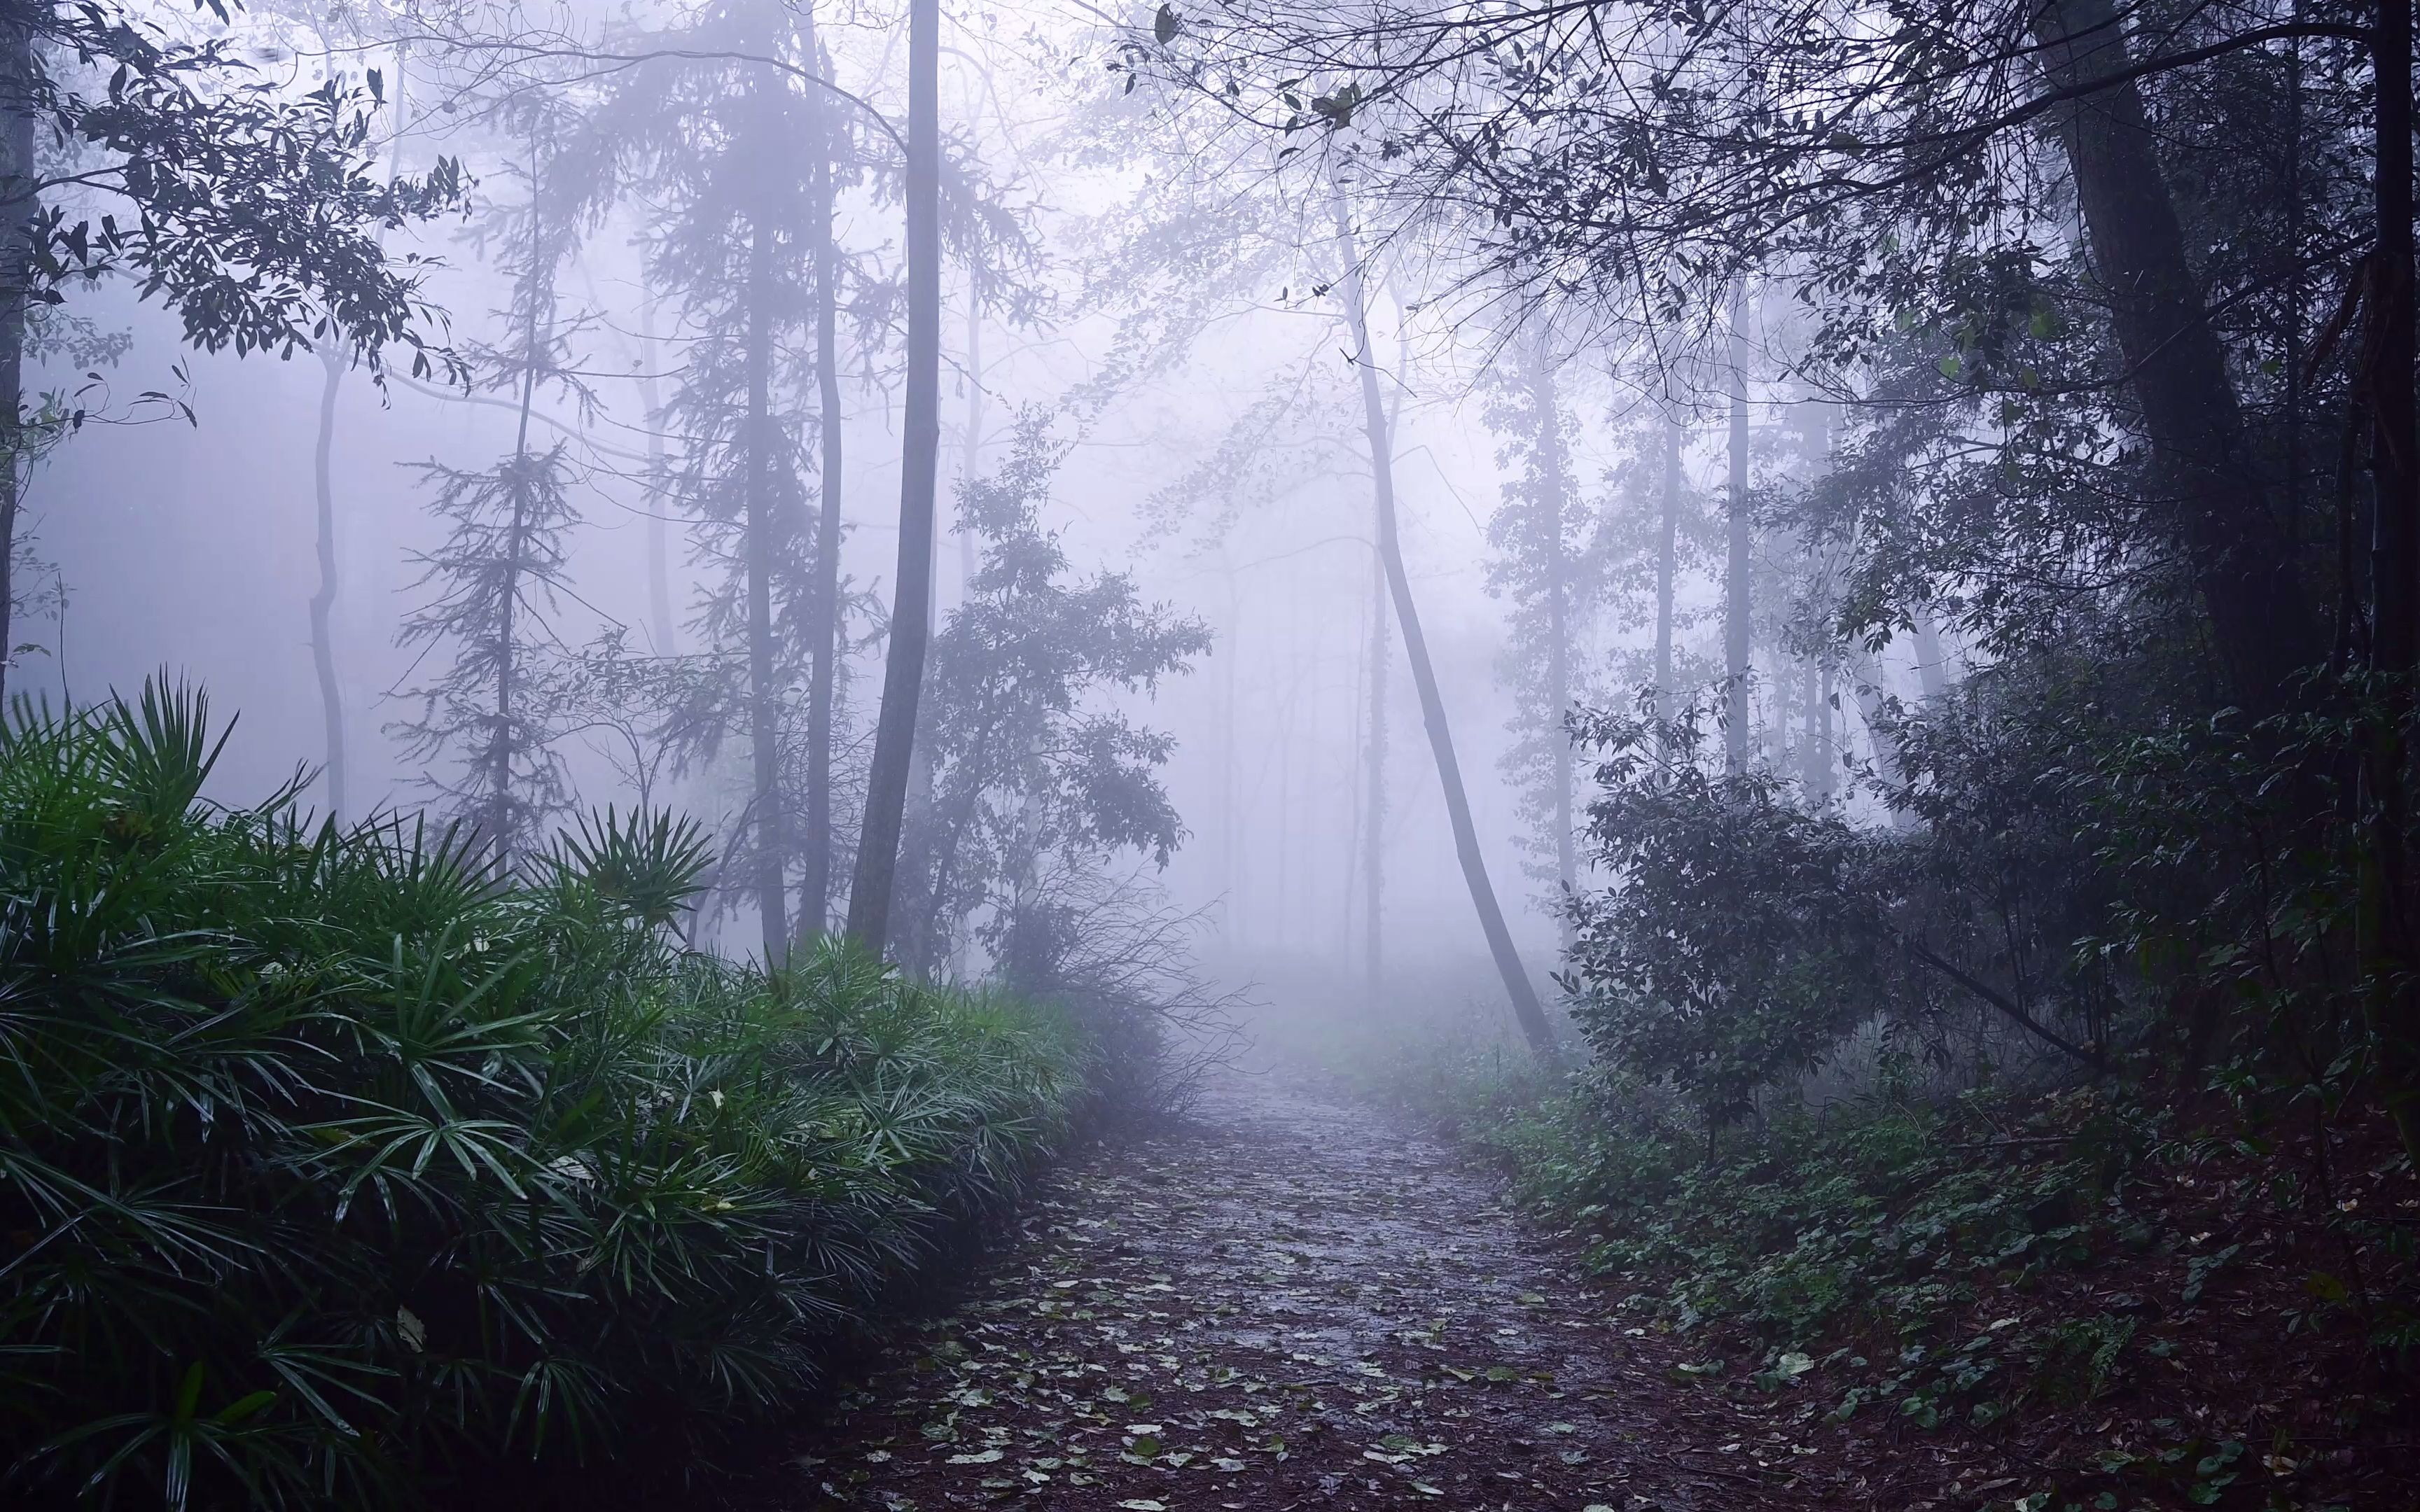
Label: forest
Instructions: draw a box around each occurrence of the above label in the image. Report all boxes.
[0,0,2414,1506]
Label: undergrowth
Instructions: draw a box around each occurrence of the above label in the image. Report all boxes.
[1340,1023,2416,1510]
[0,680,1092,1508]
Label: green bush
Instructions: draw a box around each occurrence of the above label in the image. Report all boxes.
[0,680,1090,1507]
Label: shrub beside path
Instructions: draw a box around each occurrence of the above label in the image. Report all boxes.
[770,1074,1830,1511]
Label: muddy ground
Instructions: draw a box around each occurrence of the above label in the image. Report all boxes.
[758,1074,1829,1511]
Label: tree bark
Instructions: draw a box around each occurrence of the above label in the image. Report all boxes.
[2031,0,2321,711]
[799,23,844,945]
[846,0,940,955]
[1724,293,1752,772]
[1332,182,1557,1058]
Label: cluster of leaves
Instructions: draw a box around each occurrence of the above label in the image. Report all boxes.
[0,679,1090,1508]
[1487,1075,2147,1349]
[20,0,464,374]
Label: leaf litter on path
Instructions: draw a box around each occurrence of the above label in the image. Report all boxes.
[769,1074,1826,1511]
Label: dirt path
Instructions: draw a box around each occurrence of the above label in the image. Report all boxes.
[772,1073,1832,1511]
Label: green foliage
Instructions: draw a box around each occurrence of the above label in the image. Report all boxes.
[1562,692,1908,1121]
[0,679,1089,1508]
[1375,1039,2166,1391]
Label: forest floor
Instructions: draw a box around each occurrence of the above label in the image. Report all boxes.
[758,1072,1828,1512]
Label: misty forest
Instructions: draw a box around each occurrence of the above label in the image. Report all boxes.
[4,0,2420,1506]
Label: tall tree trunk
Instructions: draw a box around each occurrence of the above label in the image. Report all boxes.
[1798,657,1825,793]
[1654,414,1680,717]
[639,292,677,656]
[1331,182,1556,1058]
[961,288,982,580]
[744,209,789,960]
[310,344,347,819]
[0,11,39,708]
[2031,0,2320,709]
[2363,0,2419,1157]
[489,148,547,872]
[1362,538,1388,1007]
[1724,293,1753,772]
[944,287,985,976]
[1525,335,1577,941]
[800,27,844,945]
[1912,615,1949,701]
[1220,551,1243,947]
[846,0,940,955]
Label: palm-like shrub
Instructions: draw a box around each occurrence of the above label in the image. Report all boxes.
[0,679,1087,1508]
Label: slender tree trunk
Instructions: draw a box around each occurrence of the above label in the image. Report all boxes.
[639,292,677,657]
[1362,538,1388,1007]
[961,288,982,580]
[1817,661,1837,800]
[1331,182,1556,1058]
[1724,292,1753,773]
[2362,0,2420,1156]
[800,29,844,944]
[846,0,940,955]
[1221,552,1242,946]
[889,287,981,976]
[490,150,547,872]
[945,288,985,977]
[1276,648,1293,953]
[1799,657,1824,793]
[2032,0,2320,709]
[744,210,789,960]
[0,10,40,708]
[1525,336,1577,941]
[1654,414,1680,717]
[310,344,347,819]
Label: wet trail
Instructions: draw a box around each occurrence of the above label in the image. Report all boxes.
[773,1074,1830,1511]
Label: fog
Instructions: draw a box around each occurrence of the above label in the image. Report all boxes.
[16,0,1927,1032]
[38,268,1558,991]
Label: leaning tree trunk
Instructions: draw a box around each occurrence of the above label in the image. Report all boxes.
[1330,183,1557,1058]
[1723,292,1752,773]
[799,24,845,944]
[2032,0,2320,709]
[1361,538,1389,1007]
[0,10,39,707]
[744,206,789,960]
[846,0,940,955]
